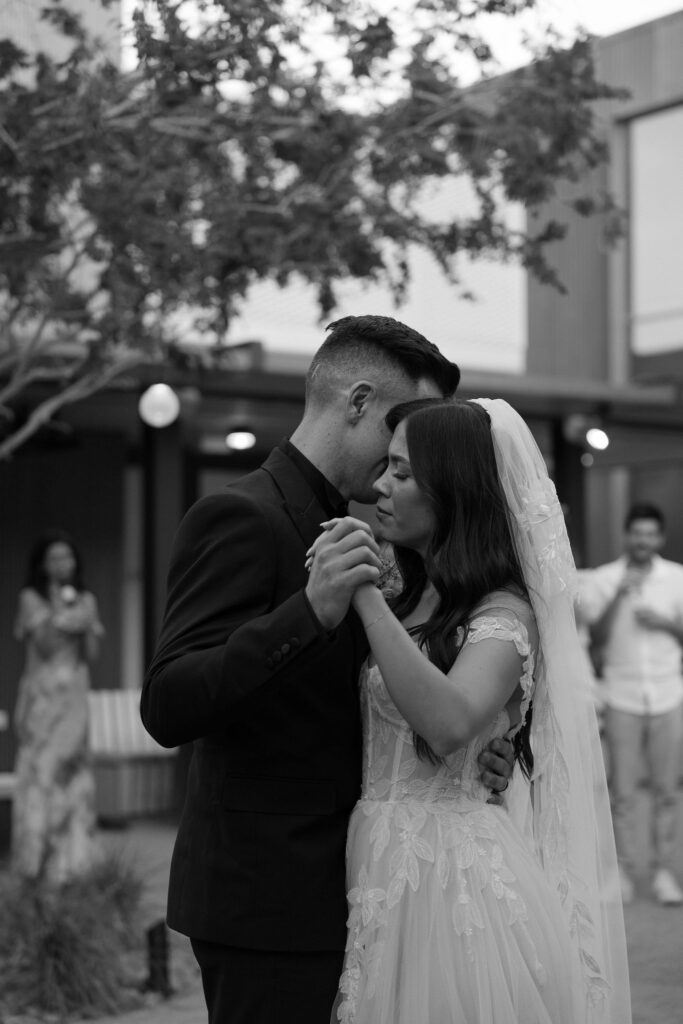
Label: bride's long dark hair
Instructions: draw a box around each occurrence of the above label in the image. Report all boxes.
[385,399,533,777]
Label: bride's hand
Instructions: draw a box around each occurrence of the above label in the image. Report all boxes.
[305,517,379,572]
[304,517,382,631]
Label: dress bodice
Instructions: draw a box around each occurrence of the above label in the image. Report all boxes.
[359,614,536,810]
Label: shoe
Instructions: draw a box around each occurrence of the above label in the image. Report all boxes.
[619,868,634,905]
[652,869,683,906]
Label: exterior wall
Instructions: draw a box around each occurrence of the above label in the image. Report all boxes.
[599,13,683,117]
[526,167,610,382]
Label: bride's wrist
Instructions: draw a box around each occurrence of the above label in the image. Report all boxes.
[354,587,387,624]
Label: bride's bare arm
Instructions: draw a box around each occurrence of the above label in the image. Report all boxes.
[352,582,527,759]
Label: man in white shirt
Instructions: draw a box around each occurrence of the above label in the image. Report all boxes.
[581,503,683,905]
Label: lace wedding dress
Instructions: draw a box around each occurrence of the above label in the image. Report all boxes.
[335,597,587,1024]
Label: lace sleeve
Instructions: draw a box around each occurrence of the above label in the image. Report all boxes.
[464,606,537,735]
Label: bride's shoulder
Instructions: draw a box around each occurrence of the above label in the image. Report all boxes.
[471,587,536,632]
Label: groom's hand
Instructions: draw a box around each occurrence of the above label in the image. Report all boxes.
[478,737,514,805]
[305,517,382,631]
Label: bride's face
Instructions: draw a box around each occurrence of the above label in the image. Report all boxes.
[372,420,435,557]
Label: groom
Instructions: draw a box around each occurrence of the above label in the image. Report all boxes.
[141,315,513,1024]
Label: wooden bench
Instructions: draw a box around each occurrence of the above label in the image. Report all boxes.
[88,689,178,825]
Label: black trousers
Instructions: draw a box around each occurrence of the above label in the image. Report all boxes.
[190,939,345,1024]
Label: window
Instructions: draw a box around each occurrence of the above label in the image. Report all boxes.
[630,105,683,363]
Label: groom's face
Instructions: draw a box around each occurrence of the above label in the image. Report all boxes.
[348,377,443,504]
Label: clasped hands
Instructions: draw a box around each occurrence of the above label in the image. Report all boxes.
[305,517,381,632]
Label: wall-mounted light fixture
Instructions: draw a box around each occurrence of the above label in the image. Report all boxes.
[563,414,610,452]
[585,427,610,451]
[138,383,181,429]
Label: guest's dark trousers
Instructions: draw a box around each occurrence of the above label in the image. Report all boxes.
[191,939,344,1024]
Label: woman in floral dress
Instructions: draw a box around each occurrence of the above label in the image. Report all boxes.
[12,529,104,885]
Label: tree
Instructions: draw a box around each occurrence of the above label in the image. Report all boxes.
[0,0,626,459]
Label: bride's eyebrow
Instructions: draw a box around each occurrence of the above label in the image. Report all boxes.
[388,453,411,468]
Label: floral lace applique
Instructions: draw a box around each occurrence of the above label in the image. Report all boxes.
[340,802,548,1021]
[511,477,577,601]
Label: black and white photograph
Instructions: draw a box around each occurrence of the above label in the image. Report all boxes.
[1,2,682,1022]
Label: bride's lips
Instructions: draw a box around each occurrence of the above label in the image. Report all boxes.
[376,506,391,518]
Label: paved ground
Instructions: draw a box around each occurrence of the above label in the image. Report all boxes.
[620,787,683,1024]
[74,786,683,1024]
[93,820,205,1024]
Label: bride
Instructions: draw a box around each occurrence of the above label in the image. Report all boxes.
[310,398,630,1024]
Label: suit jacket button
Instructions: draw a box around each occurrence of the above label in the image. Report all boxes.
[290,637,300,648]
[281,643,291,655]
[266,658,274,670]
[272,650,282,663]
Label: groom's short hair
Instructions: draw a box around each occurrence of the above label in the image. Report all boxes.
[305,315,460,406]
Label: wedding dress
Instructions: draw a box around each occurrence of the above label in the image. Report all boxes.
[336,595,584,1024]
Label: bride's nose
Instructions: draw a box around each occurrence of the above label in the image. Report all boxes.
[373,470,390,496]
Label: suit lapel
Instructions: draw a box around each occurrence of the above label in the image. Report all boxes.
[261,448,329,550]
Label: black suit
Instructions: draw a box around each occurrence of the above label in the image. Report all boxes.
[141,446,368,1020]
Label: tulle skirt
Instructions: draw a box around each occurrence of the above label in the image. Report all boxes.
[334,798,584,1024]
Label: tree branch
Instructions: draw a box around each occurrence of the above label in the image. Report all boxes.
[0,352,143,461]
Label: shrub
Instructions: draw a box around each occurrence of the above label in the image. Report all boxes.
[0,851,145,1020]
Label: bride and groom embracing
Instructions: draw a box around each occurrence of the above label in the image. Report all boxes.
[141,315,630,1024]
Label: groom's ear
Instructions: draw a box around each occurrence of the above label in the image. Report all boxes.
[347,381,375,422]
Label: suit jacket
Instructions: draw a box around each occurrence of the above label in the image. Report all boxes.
[141,447,368,951]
